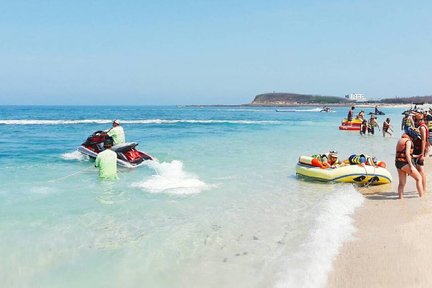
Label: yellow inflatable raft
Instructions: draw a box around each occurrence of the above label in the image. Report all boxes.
[296,156,392,185]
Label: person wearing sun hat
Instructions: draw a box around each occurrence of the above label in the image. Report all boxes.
[106,119,125,145]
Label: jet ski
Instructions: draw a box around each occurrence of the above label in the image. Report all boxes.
[369,110,385,115]
[320,107,333,113]
[77,130,153,168]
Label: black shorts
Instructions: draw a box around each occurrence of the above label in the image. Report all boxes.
[414,157,424,166]
[413,149,424,166]
[395,160,407,169]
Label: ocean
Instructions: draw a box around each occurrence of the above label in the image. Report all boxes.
[0,105,404,288]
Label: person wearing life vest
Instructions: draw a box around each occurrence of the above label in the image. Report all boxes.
[343,154,381,167]
[401,111,417,135]
[95,137,119,180]
[395,133,423,199]
[311,151,342,169]
[426,111,432,146]
[412,112,429,193]
[368,114,380,135]
[382,118,393,137]
[104,119,125,146]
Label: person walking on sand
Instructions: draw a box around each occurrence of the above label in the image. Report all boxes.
[382,118,393,137]
[395,133,424,199]
[426,110,432,147]
[95,138,119,180]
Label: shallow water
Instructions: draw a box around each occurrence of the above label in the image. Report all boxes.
[0,105,404,287]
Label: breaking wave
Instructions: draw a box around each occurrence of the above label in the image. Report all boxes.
[0,119,281,125]
[274,186,364,288]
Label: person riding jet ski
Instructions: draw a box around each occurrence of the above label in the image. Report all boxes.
[101,119,125,146]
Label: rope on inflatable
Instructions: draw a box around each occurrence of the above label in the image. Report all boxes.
[363,165,377,188]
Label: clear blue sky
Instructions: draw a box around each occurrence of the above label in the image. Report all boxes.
[1,0,431,105]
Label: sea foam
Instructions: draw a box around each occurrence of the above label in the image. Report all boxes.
[0,119,280,125]
[61,151,88,161]
[274,185,364,288]
[131,160,209,195]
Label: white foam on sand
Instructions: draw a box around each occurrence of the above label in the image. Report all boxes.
[274,185,364,288]
[131,160,209,195]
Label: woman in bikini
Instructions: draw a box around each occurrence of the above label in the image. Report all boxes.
[395,134,424,199]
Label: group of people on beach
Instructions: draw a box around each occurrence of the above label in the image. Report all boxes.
[396,109,431,199]
[348,106,432,199]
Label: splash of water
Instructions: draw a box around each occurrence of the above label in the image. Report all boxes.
[61,151,88,161]
[131,160,209,195]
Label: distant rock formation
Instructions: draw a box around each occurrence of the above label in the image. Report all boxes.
[250,93,349,106]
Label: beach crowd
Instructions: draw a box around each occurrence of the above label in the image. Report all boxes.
[349,106,431,199]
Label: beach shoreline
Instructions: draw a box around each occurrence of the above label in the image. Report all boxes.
[327,158,432,287]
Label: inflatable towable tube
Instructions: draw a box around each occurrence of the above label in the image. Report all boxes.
[339,118,363,131]
[296,156,392,185]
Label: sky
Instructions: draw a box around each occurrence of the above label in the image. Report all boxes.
[0,0,431,105]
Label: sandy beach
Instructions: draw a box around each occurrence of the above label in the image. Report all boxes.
[328,158,432,287]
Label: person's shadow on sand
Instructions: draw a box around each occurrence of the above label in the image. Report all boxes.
[366,190,419,200]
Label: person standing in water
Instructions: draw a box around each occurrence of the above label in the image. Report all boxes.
[382,118,393,137]
[95,138,119,180]
[347,106,355,121]
[368,115,380,135]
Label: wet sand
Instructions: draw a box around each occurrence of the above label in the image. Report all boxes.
[327,159,432,287]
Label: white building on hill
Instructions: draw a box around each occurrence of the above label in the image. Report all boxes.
[345,93,367,102]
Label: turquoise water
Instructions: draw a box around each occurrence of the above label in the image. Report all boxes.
[0,105,404,287]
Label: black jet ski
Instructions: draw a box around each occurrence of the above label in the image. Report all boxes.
[77,130,153,168]
[320,107,333,112]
